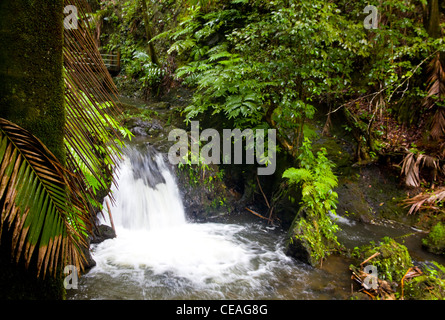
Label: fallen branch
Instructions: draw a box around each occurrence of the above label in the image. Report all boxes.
[360,252,381,267]
[267,206,274,225]
[350,265,396,300]
[256,175,270,209]
[245,207,272,223]
[360,288,376,299]
[400,266,423,300]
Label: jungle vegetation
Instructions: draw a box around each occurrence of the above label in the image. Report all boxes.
[96,0,445,263]
[0,0,445,299]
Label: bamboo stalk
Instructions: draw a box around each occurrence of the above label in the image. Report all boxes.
[105,199,116,235]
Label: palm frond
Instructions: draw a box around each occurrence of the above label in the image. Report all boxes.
[403,188,445,215]
[400,152,439,188]
[0,118,90,278]
[430,108,445,142]
[63,0,126,201]
[400,152,421,187]
[423,52,445,141]
[0,0,127,279]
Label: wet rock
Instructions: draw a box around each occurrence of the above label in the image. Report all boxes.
[174,163,238,221]
[91,224,116,244]
[131,126,148,136]
[125,117,151,130]
[147,119,163,136]
[81,238,96,270]
[285,234,312,266]
[285,206,341,268]
[150,101,170,110]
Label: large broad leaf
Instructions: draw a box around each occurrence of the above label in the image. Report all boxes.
[0,118,91,278]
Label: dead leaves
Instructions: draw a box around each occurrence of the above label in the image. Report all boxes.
[400,151,441,188]
[350,256,423,300]
[350,264,396,300]
[403,188,445,215]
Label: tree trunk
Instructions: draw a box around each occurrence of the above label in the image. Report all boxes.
[425,0,441,39]
[264,102,297,158]
[0,0,66,299]
[140,0,159,65]
[0,0,66,163]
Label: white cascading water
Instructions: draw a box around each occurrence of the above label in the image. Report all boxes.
[104,146,187,231]
[94,146,256,284]
[76,145,348,300]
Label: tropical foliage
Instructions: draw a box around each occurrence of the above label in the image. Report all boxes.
[0,0,127,279]
[2,0,445,293]
[165,0,368,151]
[0,118,90,278]
[283,139,340,265]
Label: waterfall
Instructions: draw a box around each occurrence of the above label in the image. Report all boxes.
[70,144,426,300]
[104,145,186,231]
[97,145,255,282]
[82,144,320,299]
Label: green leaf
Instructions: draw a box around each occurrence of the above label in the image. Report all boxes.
[0,118,91,278]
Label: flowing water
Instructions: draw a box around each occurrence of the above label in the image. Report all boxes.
[67,144,443,300]
[68,145,352,300]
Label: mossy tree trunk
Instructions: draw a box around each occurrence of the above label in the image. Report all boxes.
[140,0,159,66]
[425,0,441,39]
[0,0,66,299]
[0,0,66,163]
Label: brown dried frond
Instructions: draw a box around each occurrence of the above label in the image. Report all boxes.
[403,188,445,215]
[430,108,445,141]
[423,52,445,141]
[400,152,439,188]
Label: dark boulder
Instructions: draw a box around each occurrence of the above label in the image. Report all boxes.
[91,224,116,244]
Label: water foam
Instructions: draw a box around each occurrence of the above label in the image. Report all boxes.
[94,146,280,287]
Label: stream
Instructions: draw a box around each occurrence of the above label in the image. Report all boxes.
[67,141,444,300]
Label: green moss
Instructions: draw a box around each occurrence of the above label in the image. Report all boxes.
[287,213,341,267]
[0,0,66,299]
[350,238,445,299]
[422,222,445,255]
[352,237,413,283]
[404,262,445,300]
[0,0,66,162]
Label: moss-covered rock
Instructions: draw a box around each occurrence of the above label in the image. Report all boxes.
[352,237,413,284]
[404,262,445,300]
[286,207,341,268]
[175,161,246,221]
[422,222,445,256]
[286,216,325,267]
